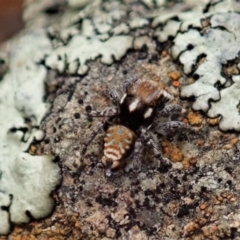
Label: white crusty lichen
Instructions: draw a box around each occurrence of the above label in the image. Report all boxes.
[140,0,165,8]
[0,30,61,234]
[154,0,240,131]
[45,35,133,75]
[67,0,92,8]
[153,0,240,42]
[45,0,151,75]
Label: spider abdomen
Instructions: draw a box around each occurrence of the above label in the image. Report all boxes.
[102,125,135,170]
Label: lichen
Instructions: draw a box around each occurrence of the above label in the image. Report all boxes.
[154,0,240,131]
[45,0,151,75]
[45,35,134,75]
[5,0,240,239]
[0,29,61,234]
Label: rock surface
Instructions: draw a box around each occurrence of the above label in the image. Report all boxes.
[1,0,240,239]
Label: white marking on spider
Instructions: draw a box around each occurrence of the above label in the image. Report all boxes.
[118,142,126,154]
[104,148,121,160]
[119,147,125,155]
[129,98,139,112]
[144,107,153,119]
[120,93,127,104]
[104,139,115,147]
[162,91,172,100]
[127,132,134,138]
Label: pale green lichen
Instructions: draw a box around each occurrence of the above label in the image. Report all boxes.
[0,29,61,234]
[67,0,93,8]
[45,35,134,75]
[154,0,240,131]
[45,0,151,75]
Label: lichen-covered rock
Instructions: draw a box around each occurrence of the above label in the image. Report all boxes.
[45,35,134,75]
[0,30,61,234]
[44,0,151,75]
[154,0,240,131]
[3,0,240,239]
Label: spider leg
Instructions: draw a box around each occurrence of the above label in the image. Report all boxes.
[132,126,170,172]
[108,89,121,106]
[157,92,172,111]
[123,75,138,91]
[140,128,172,166]
[145,132,162,157]
[88,108,119,117]
[157,121,191,136]
[74,118,109,168]
[158,104,182,117]
[132,137,143,172]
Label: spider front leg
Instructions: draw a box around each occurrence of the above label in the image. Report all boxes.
[108,89,121,106]
[123,75,138,91]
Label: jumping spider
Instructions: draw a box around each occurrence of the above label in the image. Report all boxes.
[77,76,189,176]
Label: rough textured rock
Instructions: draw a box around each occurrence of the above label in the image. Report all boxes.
[1,0,240,239]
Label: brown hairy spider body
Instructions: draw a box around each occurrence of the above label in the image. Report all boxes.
[77,76,189,176]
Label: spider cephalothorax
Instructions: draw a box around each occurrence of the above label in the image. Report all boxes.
[119,78,172,130]
[77,76,188,176]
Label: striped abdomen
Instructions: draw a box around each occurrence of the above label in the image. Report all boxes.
[102,125,135,170]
